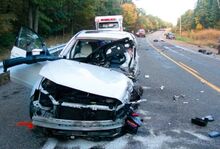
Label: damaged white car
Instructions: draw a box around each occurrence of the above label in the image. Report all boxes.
[3,27,143,137]
[30,59,139,137]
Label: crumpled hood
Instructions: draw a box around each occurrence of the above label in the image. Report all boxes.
[39,59,133,102]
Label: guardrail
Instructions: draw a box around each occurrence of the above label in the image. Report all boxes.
[0,44,66,70]
[48,43,66,56]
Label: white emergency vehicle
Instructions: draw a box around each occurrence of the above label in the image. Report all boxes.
[95,15,123,31]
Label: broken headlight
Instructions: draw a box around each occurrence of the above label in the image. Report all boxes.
[39,92,53,108]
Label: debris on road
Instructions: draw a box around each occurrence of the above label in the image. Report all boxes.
[144,116,152,120]
[183,102,189,104]
[200,90,204,93]
[144,75,150,79]
[206,51,213,55]
[16,121,34,129]
[160,85,164,90]
[191,118,208,127]
[153,39,159,42]
[125,112,143,134]
[142,86,151,90]
[208,131,220,138]
[198,49,213,55]
[173,94,185,101]
[198,49,207,54]
[202,115,214,122]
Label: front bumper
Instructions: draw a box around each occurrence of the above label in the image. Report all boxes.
[32,116,124,131]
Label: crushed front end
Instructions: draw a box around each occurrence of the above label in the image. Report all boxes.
[30,78,132,137]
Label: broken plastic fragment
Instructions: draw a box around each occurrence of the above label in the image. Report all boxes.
[173,94,185,101]
[208,131,220,138]
[127,120,138,128]
[142,86,151,90]
[144,75,150,79]
[200,90,204,93]
[183,102,189,104]
[16,121,34,129]
[173,95,180,100]
[144,116,151,120]
[160,86,164,90]
[202,115,214,122]
[191,118,207,127]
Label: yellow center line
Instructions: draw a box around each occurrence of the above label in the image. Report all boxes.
[147,39,220,93]
[178,62,200,75]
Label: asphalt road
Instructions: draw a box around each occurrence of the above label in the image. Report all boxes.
[0,31,220,149]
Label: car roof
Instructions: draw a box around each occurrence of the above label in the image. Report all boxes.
[75,30,133,40]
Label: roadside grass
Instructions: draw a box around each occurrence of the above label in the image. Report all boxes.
[176,36,193,43]
[176,29,220,48]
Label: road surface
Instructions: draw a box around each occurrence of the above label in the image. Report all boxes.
[0,31,220,149]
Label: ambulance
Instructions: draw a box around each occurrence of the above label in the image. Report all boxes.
[95,15,123,31]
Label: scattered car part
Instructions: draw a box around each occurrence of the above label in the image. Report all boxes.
[208,131,220,138]
[191,117,208,126]
[144,75,149,79]
[160,85,164,90]
[202,115,214,122]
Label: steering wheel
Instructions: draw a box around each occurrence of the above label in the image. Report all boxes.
[106,44,126,65]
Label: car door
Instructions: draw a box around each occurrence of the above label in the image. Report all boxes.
[3,27,57,88]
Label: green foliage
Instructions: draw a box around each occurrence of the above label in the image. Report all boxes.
[0,33,15,48]
[178,0,220,31]
[0,0,171,51]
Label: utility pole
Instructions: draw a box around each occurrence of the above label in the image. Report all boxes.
[217,0,220,9]
[179,16,182,36]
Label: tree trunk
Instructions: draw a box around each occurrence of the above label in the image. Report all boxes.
[34,5,39,32]
[28,2,33,29]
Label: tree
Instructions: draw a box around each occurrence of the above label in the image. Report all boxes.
[121,3,137,31]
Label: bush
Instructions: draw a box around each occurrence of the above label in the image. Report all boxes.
[0,33,15,48]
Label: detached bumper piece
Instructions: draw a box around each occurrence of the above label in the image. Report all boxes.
[125,112,143,134]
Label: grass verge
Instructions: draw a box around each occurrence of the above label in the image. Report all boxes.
[176,29,220,48]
